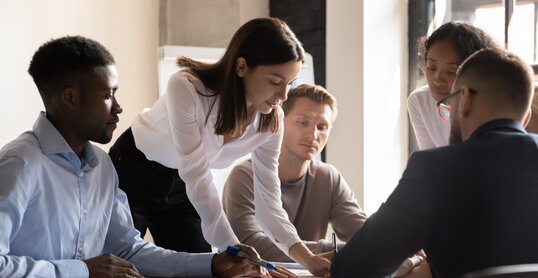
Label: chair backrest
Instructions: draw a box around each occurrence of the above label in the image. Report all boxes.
[462,264,538,278]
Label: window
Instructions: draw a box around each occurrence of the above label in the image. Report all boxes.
[407,0,538,153]
[440,0,538,64]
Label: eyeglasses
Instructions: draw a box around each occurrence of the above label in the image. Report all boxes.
[436,89,461,122]
[436,88,477,122]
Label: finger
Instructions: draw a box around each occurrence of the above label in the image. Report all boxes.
[109,255,138,269]
[244,262,265,277]
[277,266,297,278]
[236,244,262,260]
[319,251,334,262]
[115,264,143,278]
[105,255,142,277]
[269,269,287,278]
[112,274,142,278]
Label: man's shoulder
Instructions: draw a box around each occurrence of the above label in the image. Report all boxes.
[408,143,456,163]
[225,159,255,190]
[231,159,254,176]
[222,159,255,206]
[0,131,42,161]
[308,160,346,188]
[309,160,340,175]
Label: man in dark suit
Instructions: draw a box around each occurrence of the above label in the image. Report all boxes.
[331,48,538,277]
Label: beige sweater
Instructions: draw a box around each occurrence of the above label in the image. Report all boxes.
[222,159,367,262]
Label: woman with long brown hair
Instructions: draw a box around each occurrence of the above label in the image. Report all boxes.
[109,17,331,276]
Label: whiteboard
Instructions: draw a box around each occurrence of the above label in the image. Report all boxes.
[157,45,315,199]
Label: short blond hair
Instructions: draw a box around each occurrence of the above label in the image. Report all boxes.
[282,84,338,121]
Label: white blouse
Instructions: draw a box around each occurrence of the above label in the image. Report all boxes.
[131,71,301,253]
[407,85,450,150]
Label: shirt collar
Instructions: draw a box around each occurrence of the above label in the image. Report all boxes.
[469,118,526,139]
[33,111,99,168]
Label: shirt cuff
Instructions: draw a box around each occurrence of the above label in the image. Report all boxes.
[283,237,303,256]
[185,253,215,278]
[50,259,89,277]
[217,236,240,253]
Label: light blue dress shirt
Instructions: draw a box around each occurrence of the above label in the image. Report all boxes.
[0,112,214,277]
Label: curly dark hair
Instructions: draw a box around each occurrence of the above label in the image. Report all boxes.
[417,21,498,67]
[28,35,114,101]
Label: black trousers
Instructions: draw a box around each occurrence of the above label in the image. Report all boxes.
[109,128,211,253]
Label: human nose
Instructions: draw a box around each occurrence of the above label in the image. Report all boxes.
[433,71,446,86]
[112,96,123,114]
[307,125,319,140]
[277,85,289,102]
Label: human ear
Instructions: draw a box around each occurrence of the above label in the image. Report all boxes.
[522,108,532,128]
[235,57,247,77]
[459,86,473,117]
[60,86,80,109]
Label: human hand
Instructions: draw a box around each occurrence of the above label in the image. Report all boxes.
[212,244,269,278]
[304,254,331,277]
[84,254,142,278]
[268,266,298,278]
[399,261,432,278]
[289,243,331,277]
[393,255,425,277]
[318,251,335,262]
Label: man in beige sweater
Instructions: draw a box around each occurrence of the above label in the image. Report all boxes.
[222,83,366,262]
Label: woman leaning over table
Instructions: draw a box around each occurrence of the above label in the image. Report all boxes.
[109,17,331,276]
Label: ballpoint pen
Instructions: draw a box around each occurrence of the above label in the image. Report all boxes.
[332,232,338,254]
[226,245,278,271]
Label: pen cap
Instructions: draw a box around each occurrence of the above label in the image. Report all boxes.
[226,245,240,256]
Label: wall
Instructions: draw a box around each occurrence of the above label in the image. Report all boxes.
[270,0,326,87]
[0,0,409,216]
[326,0,366,208]
[159,0,269,47]
[0,0,159,150]
[327,0,409,214]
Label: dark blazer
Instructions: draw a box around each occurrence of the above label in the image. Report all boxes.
[331,119,538,278]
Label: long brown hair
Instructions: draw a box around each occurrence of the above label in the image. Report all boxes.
[177,17,305,136]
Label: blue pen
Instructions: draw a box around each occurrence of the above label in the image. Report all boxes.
[226,245,278,271]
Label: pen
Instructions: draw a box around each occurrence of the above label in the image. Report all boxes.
[226,245,278,271]
[332,232,338,254]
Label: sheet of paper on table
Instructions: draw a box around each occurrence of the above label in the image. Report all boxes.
[271,262,319,278]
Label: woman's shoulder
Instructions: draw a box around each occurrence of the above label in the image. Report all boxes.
[169,71,203,89]
[166,71,214,99]
[408,85,431,99]
[407,85,433,108]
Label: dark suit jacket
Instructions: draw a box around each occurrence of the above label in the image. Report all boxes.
[331,119,538,278]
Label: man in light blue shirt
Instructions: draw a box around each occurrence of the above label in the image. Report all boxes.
[0,36,268,278]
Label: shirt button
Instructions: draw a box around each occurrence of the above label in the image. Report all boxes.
[79,172,84,177]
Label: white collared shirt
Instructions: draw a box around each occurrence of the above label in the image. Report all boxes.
[407,85,450,150]
[131,71,301,253]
